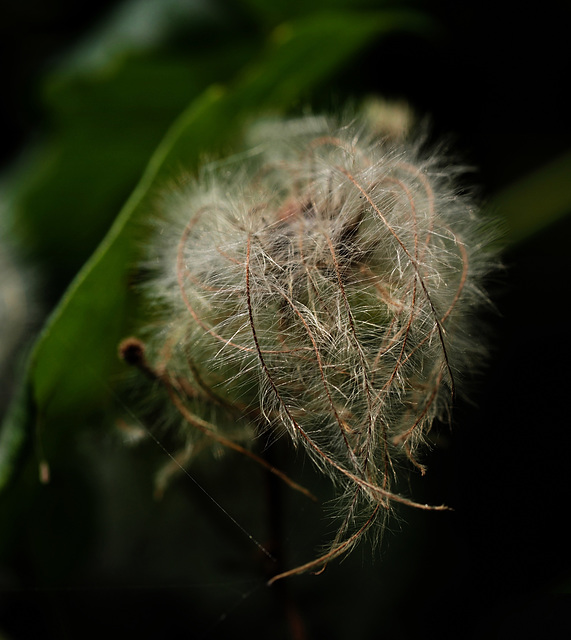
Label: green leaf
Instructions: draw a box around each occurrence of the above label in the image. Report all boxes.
[0,8,431,489]
[236,0,387,27]
[7,49,256,288]
[492,150,571,245]
[0,357,35,490]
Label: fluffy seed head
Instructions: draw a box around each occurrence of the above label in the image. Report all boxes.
[134,109,497,573]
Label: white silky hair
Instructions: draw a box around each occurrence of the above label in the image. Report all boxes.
[137,109,499,575]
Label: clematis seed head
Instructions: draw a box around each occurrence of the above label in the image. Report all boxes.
[128,107,499,578]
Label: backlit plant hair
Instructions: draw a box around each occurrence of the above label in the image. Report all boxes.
[120,108,497,582]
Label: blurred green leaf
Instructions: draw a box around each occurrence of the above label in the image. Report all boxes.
[0,361,34,490]
[236,0,385,27]
[493,149,571,245]
[7,46,257,287]
[0,8,431,490]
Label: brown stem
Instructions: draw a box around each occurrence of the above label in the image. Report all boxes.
[118,337,316,502]
[263,443,309,640]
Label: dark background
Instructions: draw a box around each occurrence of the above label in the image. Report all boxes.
[2,0,570,185]
[0,0,121,171]
[1,1,570,638]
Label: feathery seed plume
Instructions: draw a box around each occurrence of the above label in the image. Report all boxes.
[123,107,498,580]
